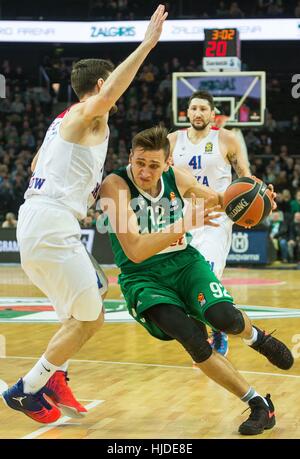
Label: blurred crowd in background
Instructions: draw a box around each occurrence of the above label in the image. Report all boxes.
[2,0,300,20]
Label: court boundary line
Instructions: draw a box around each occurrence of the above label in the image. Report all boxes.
[2,355,300,379]
[21,400,104,439]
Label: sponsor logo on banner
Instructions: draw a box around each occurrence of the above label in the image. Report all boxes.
[0,19,300,43]
[90,26,136,38]
[227,230,270,263]
[231,232,249,253]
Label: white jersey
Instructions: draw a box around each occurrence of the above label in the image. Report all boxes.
[172,128,231,193]
[173,128,233,279]
[24,106,109,220]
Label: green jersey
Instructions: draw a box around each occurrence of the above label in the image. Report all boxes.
[109,165,192,273]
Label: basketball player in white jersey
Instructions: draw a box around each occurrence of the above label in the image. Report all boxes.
[168,90,251,357]
[3,4,168,424]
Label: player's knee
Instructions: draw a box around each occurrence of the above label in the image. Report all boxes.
[86,309,104,334]
[221,307,245,335]
[74,309,104,338]
[204,302,245,335]
[184,332,213,363]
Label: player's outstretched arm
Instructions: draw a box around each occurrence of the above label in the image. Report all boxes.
[81,5,168,120]
[173,166,225,210]
[99,173,203,263]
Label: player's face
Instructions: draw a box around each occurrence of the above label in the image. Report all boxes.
[188,98,213,131]
[130,148,168,192]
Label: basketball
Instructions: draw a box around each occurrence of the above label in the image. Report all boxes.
[224,177,273,228]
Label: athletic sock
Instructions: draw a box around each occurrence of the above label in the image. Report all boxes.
[23,355,59,394]
[243,326,258,346]
[241,387,269,408]
[58,360,69,372]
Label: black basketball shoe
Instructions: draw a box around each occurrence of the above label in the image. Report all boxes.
[239,394,276,435]
[250,326,294,370]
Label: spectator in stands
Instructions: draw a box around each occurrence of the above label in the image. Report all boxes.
[295,0,300,17]
[290,189,300,214]
[288,212,300,261]
[2,212,17,228]
[216,1,228,17]
[291,115,300,131]
[266,0,284,17]
[265,112,277,132]
[10,94,25,114]
[268,210,291,262]
[228,1,245,18]
[274,170,289,192]
[279,189,292,216]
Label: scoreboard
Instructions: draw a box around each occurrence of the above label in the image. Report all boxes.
[203,28,241,72]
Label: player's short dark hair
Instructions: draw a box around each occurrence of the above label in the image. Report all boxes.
[71,59,114,99]
[132,126,170,160]
[188,90,214,110]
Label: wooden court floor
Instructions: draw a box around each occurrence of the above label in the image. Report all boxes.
[0,266,300,439]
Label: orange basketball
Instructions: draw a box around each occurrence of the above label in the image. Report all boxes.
[224,177,273,228]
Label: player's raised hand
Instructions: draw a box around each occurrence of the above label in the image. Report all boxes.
[143,4,168,49]
[267,183,277,211]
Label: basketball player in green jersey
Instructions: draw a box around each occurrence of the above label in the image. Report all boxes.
[99,126,293,435]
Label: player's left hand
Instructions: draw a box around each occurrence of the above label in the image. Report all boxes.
[251,175,277,211]
[267,183,277,211]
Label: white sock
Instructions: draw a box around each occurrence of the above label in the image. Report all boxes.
[243,327,258,346]
[58,360,69,372]
[241,387,269,407]
[23,355,59,394]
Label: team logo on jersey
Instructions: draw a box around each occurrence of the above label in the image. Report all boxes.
[197,292,206,307]
[170,191,179,209]
[205,142,213,153]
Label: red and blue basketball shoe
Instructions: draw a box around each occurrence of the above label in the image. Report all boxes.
[2,378,61,423]
[44,371,87,418]
[209,331,229,357]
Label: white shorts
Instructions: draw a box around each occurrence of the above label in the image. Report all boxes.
[17,198,105,323]
[190,217,233,280]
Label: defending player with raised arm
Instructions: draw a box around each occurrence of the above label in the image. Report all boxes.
[100,126,293,436]
[3,5,168,425]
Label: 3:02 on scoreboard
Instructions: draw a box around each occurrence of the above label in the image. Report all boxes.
[204,28,240,58]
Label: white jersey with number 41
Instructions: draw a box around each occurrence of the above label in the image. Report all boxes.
[172,128,232,193]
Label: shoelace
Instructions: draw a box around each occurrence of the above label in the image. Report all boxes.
[262,329,276,339]
[241,394,271,417]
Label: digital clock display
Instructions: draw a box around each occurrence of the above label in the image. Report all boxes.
[204,28,240,58]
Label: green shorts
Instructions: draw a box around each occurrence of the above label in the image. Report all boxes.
[119,245,234,340]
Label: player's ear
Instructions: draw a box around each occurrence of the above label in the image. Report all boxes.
[96,78,105,92]
[129,149,133,163]
[164,154,172,171]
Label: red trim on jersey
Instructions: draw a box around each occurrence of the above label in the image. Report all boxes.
[211,126,219,130]
[56,102,81,119]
